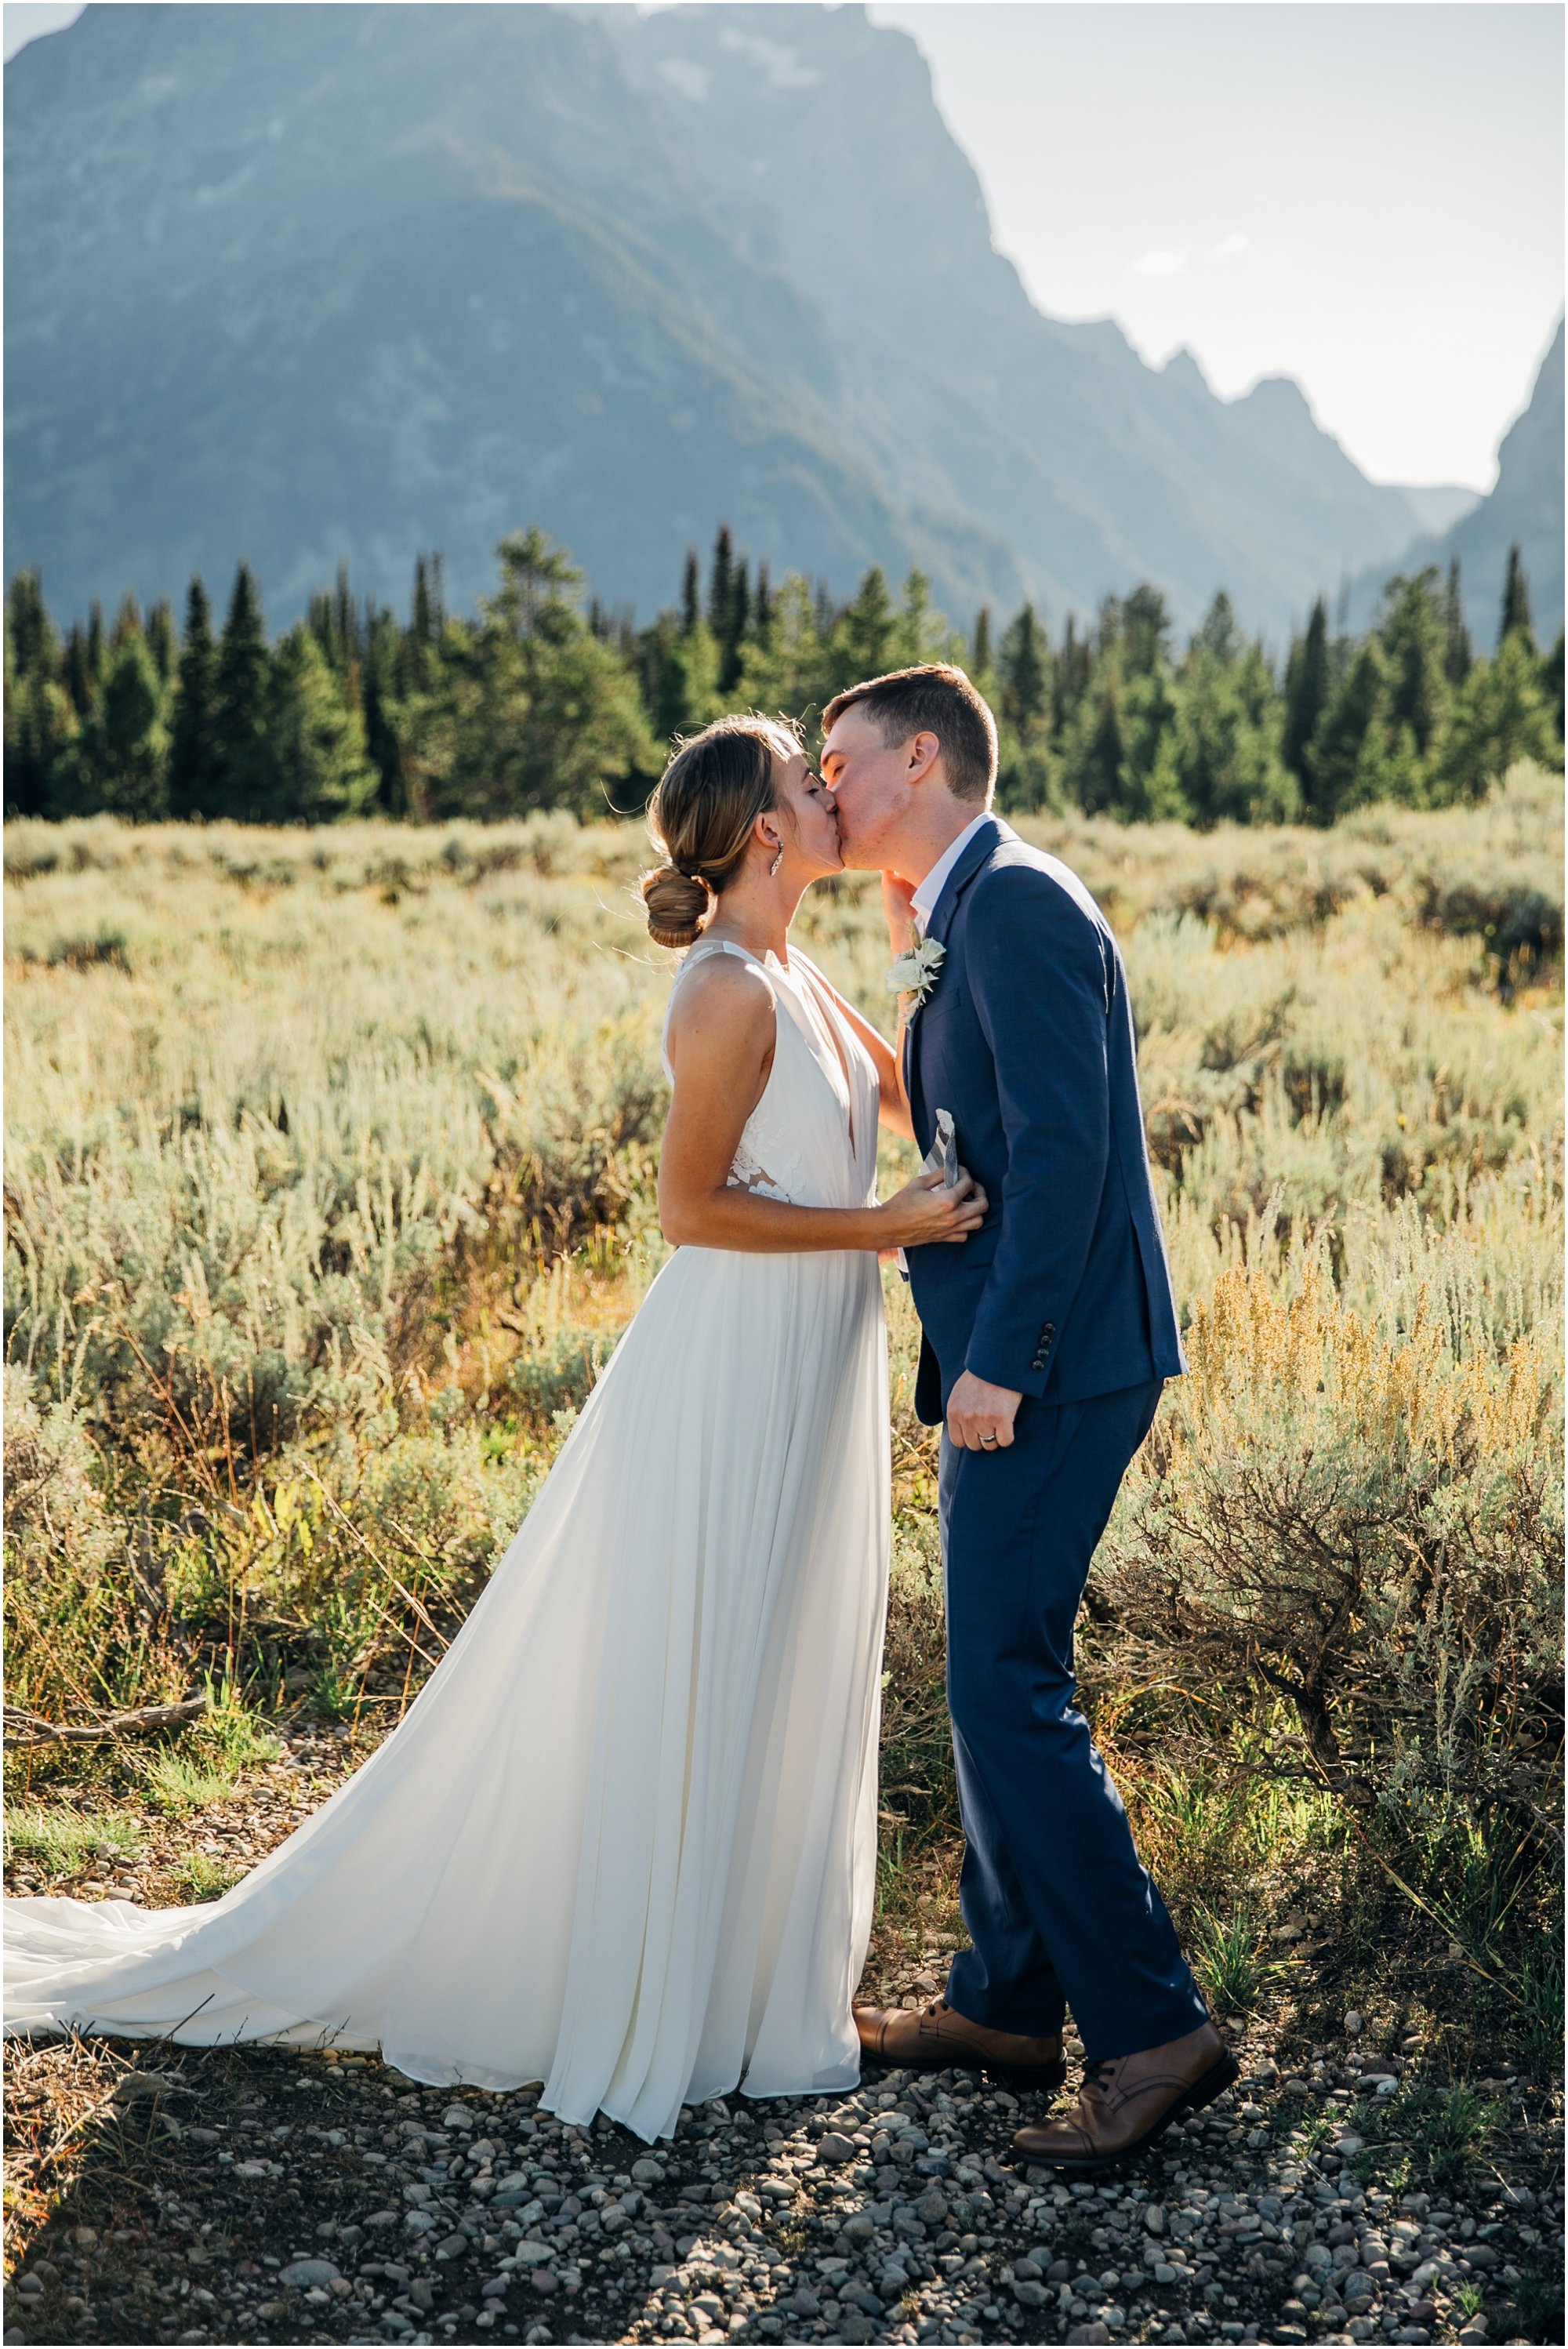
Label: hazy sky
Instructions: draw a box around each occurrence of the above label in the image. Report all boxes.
[873,2,1563,490]
[7,1,1563,488]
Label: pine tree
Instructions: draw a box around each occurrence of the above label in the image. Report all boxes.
[94,632,171,819]
[707,526,734,642]
[405,554,444,694]
[1191,591,1238,668]
[718,554,749,694]
[681,550,701,637]
[835,567,895,686]
[146,601,176,683]
[999,604,1049,735]
[735,572,833,727]
[85,601,104,692]
[753,565,773,646]
[308,588,338,670]
[4,573,72,817]
[1282,597,1330,791]
[1053,614,1093,736]
[1443,559,1472,685]
[56,630,170,820]
[412,555,434,647]
[265,625,376,822]
[110,594,143,653]
[1437,630,1556,801]
[1499,546,1534,650]
[361,613,405,815]
[63,625,94,717]
[1306,637,1392,822]
[972,608,993,677]
[1379,569,1450,759]
[1544,630,1566,750]
[333,563,360,675]
[1173,637,1294,826]
[211,562,274,821]
[168,577,219,819]
[7,571,53,677]
[1059,669,1127,816]
[1123,584,1173,675]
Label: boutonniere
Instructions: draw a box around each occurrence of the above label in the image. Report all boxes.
[887,931,946,1008]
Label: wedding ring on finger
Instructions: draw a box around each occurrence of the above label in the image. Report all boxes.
[979,1433,999,1447]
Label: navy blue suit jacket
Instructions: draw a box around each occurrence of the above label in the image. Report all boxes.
[903,815,1185,1425]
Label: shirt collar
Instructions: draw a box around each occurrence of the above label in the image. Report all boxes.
[910,811,993,931]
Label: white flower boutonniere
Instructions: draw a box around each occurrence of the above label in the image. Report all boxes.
[887,931,946,1007]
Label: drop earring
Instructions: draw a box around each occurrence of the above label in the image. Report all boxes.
[768,842,783,878]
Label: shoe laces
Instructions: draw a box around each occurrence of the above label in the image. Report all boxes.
[1080,2057,1117,2098]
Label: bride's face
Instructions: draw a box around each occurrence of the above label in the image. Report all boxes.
[770,750,844,880]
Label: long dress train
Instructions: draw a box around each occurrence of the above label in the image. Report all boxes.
[4,943,890,2145]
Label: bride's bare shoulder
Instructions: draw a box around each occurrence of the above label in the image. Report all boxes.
[666,949,775,1055]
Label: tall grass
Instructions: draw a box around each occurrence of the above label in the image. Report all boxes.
[5,767,1562,2057]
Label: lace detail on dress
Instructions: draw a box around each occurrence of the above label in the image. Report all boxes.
[726,1140,787,1200]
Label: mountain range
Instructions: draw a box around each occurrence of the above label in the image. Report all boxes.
[5,2,1560,643]
[1348,318,1563,646]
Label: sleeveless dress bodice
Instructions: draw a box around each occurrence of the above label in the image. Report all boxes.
[660,939,880,1214]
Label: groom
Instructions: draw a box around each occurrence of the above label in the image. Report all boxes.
[822,663,1236,2172]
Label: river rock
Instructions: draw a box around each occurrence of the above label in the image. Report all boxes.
[279,2259,340,2289]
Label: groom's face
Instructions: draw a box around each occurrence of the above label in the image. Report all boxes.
[819,705,920,873]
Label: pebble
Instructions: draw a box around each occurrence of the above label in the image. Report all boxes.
[278,2256,341,2288]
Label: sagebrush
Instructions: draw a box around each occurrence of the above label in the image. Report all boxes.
[5,768,1562,2064]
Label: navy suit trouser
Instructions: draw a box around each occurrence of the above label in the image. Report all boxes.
[940,1378,1210,2059]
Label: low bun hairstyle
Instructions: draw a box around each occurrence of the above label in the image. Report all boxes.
[641,714,801,949]
[641,865,713,950]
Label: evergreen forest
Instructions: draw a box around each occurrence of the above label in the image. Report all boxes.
[5,528,1563,830]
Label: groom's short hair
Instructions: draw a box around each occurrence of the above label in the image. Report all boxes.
[822,664,997,804]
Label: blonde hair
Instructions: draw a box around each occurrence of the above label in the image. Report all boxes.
[641,715,801,949]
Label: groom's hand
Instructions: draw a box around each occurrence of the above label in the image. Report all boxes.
[946,1371,1022,1451]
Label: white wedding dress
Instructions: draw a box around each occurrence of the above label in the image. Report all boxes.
[5,943,890,2144]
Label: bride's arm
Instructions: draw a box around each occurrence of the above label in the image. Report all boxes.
[660,955,982,1254]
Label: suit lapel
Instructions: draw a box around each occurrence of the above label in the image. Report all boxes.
[903,814,1009,1123]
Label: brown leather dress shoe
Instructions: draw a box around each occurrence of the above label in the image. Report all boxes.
[1011,2020,1237,2173]
[855,1999,1066,2091]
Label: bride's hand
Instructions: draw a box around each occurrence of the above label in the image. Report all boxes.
[882,870,918,949]
[877,1166,988,1248]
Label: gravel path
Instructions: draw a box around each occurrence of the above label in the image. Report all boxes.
[3,2016,1559,2348]
[5,1733,1561,2348]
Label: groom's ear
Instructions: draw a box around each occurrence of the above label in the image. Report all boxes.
[906,731,942,785]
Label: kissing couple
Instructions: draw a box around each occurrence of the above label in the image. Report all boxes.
[5,663,1237,2173]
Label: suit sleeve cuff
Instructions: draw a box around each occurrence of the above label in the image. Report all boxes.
[964,1349,1049,1399]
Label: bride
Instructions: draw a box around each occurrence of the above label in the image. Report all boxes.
[4,715,985,2146]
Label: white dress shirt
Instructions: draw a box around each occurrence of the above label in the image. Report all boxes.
[910,811,992,932]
